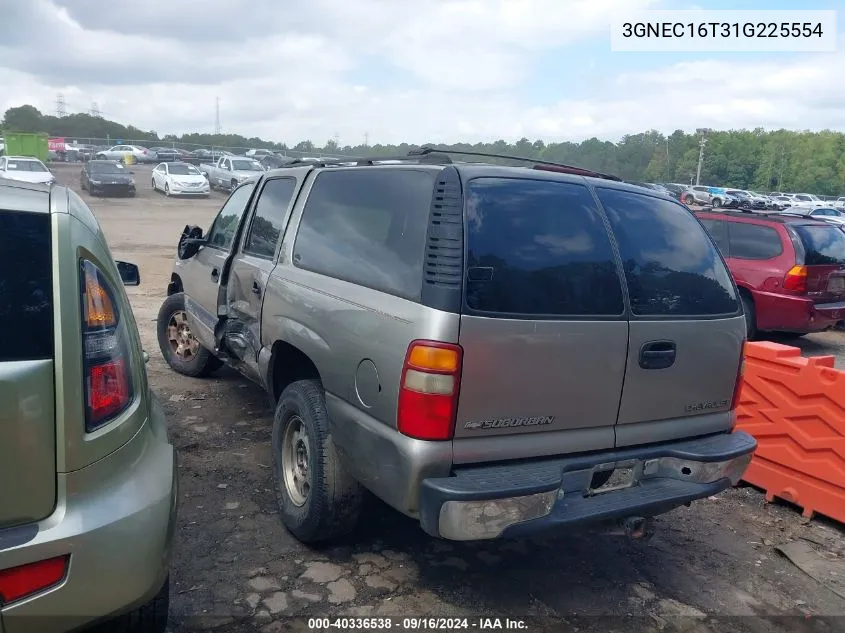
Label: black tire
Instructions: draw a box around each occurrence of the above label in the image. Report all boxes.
[164,183,170,197]
[712,198,723,208]
[683,194,695,205]
[93,576,169,633]
[156,292,223,377]
[230,179,238,192]
[151,178,156,191]
[740,292,757,340]
[272,379,364,543]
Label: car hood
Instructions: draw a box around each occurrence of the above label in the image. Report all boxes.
[89,173,133,184]
[2,171,53,184]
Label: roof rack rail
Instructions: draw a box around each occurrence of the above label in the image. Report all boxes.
[409,146,623,182]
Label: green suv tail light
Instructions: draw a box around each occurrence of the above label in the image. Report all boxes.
[80,259,133,431]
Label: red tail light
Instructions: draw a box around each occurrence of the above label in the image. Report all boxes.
[0,556,69,605]
[730,344,746,410]
[80,260,134,431]
[783,265,808,293]
[397,340,462,440]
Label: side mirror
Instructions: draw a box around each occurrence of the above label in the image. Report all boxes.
[116,260,140,286]
[178,224,206,259]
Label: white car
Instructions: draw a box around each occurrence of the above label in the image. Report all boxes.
[245,149,275,158]
[783,206,845,226]
[0,156,55,184]
[95,144,158,163]
[151,161,210,196]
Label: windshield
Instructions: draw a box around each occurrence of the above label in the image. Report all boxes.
[793,225,845,265]
[169,163,200,175]
[90,162,127,174]
[232,159,263,171]
[7,160,47,172]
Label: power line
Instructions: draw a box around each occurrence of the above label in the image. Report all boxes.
[56,93,67,117]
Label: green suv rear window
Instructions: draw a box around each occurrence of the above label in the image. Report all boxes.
[0,210,53,361]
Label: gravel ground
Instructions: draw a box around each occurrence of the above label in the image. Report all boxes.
[50,163,845,633]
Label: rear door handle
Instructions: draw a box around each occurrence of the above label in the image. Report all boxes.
[639,340,676,370]
[252,281,261,295]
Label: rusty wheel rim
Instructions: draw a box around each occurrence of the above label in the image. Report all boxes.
[167,310,199,361]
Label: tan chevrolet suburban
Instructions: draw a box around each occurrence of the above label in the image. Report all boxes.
[157,149,755,544]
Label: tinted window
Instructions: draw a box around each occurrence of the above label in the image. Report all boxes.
[293,169,435,300]
[244,178,297,258]
[793,225,845,265]
[464,178,624,317]
[598,188,738,316]
[206,182,256,250]
[727,222,783,260]
[698,217,729,254]
[8,160,47,172]
[0,210,53,361]
[231,159,263,172]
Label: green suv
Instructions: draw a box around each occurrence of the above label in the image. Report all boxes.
[0,179,177,632]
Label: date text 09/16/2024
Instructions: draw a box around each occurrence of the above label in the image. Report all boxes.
[307,617,528,630]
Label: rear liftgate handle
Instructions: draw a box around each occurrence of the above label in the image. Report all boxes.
[639,340,676,370]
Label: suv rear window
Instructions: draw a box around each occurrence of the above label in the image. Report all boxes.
[0,210,53,361]
[793,224,845,265]
[597,188,739,317]
[293,169,436,301]
[464,178,624,317]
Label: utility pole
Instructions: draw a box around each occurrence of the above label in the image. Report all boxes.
[56,93,67,117]
[364,132,369,147]
[695,130,708,185]
[90,101,101,118]
[214,97,221,135]
[665,138,670,180]
[778,146,786,189]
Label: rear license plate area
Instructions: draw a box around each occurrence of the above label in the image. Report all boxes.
[587,462,637,496]
[827,276,845,293]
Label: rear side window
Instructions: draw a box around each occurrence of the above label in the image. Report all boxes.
[598,188,738,317]
[728,222,783,260]
[243,178,296,258]
[464,178,624,317]
[793,225,845,265]
[0,210,53,361]
[698,217,728,254]
[293,169,436,300]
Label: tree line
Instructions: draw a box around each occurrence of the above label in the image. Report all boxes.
[4,104,845,195]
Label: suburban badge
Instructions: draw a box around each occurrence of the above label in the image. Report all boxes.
[464,415,555,430]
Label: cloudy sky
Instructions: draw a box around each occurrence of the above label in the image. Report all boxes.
[1,0,842,145]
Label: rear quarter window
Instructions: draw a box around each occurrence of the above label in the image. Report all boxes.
[597,188,738,317]
[793,224,845,265]
[463,177,624,317]
[727,222,784,260]
[292,169,436,301]
[0,210,53,361]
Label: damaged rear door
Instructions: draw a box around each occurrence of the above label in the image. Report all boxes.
[221,176,300,381]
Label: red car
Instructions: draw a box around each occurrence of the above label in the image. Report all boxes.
[695,210,845,338]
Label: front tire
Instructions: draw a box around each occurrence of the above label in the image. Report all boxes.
[272,379,364,543]
[151,178,157,191]
[712,198,723,208]
[156,293,222,377]
[164,183,170,197]
[683,194,695,205]
[230,179,238,192]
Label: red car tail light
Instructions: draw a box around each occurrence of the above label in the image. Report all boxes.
[783,265,808,293]
[397,340,462,441]
[0,556,69,605]
[80,259,134,431]
[730,343,746,410]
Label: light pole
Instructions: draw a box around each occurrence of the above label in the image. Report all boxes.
[695,135,707,186]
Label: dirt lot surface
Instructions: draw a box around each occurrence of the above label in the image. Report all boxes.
[51,163,845,633]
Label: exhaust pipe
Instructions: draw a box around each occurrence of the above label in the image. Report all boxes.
[600,516,654,540]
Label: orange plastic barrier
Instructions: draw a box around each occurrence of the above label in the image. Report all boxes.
[736,342,845,524]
